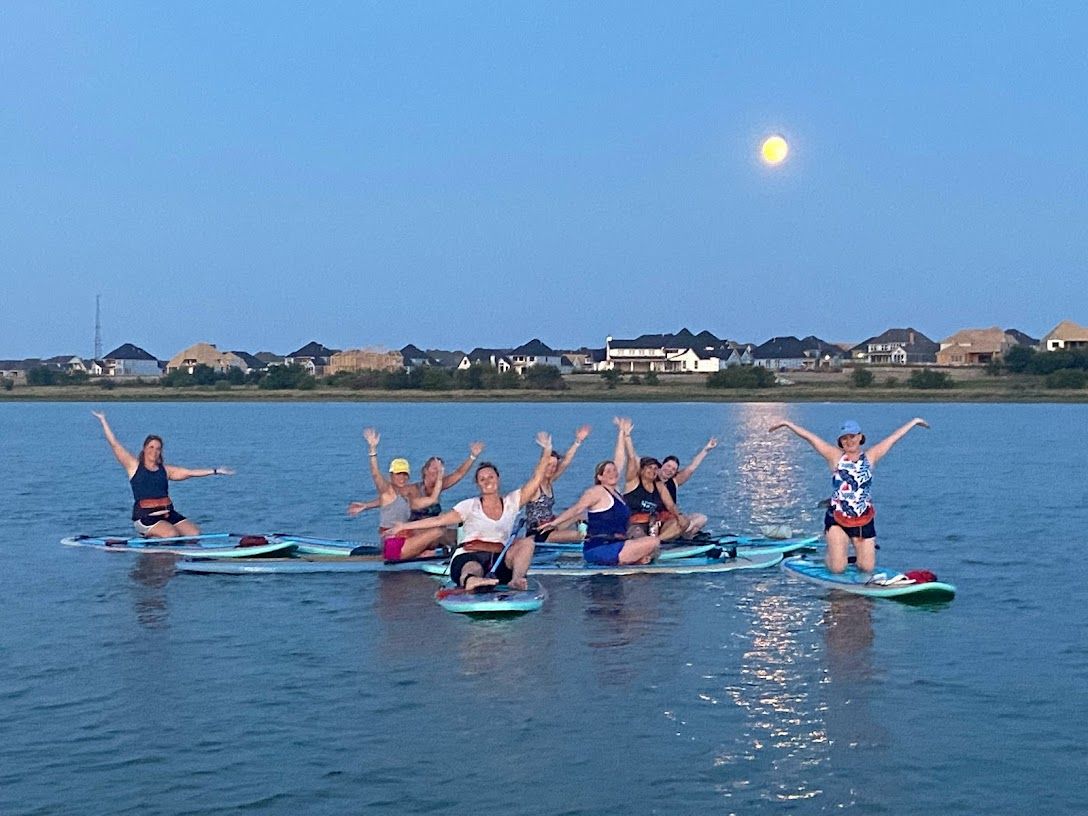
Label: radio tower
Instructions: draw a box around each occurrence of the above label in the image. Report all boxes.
[94,295,103,360]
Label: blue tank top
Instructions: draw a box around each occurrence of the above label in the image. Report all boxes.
[585,490,629,543]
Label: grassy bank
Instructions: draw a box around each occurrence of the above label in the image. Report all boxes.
[3,369,1087,403]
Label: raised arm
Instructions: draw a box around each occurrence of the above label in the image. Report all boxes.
[363,427,392,494]
[92,411,138,476]
[552,425,590,481]
[674,437,718,486]
[622,431,640,488]
[517,432,555,506]
[409,462,445,510]
[866,418,929,466]
[768,421,841,467]
[442,441,485,489]
[610,417,633,484]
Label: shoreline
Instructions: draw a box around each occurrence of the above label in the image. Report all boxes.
[3,378,1087,404]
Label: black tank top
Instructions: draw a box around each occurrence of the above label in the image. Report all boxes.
[624,481,664,515]
[130,462,170,518]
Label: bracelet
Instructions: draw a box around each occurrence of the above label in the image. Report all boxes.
[213,467,218,475]
[368,452,377,457]
[469,454,477,460]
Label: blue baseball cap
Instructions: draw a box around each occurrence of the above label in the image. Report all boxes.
[838,420,862,437]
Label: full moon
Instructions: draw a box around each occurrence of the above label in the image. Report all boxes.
[760,134,789,165]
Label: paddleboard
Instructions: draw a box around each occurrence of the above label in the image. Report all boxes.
[781,555,956,601]
[512,551,783,577]
[61,533,294,559]
[435,579,547,614]
[536,533,820,558]
[269,534,380,556]
[176,554,447,574]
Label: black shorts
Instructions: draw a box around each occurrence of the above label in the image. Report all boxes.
[823,509,876,540]
[526,524,556,543]
[133,508,187,535]
[450,551,514,587]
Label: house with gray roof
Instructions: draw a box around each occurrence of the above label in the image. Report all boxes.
[285,341,339,375]
[850,328,938,365]
[103,343,161,377]
[508,339,569,374]
[752,336,844,370]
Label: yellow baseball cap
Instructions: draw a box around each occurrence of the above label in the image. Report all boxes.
[389,457,411,474]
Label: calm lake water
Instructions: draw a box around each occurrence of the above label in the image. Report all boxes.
[1,401,1086,815]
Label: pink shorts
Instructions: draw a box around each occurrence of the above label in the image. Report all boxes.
[382,536,407,561]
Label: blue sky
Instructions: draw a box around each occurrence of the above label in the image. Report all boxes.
[2,1,1085,358]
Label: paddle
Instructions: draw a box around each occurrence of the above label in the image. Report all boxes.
[435,516,525,599]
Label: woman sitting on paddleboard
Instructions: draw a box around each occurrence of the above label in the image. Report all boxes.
[92,411,234,538]
[389,432,555,591]
[768,417,929,573]
[522,424,591,544]
[408,441,486,549]
[624,434,717,540]
[540,418,660,566]
[355,428,447,561]
[619,427,683,539]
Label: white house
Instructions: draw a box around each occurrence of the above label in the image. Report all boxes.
[1041,320,1088,351]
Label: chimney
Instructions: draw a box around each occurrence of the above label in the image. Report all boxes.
[908,330,915,345]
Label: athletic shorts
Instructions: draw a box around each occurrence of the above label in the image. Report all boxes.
[526,524,557,543]
[823,509,876,540]
[583,539,625,566]
[450,551,514,587]
[133,508,187,535]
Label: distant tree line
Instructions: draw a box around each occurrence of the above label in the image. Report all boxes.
[995,347,1088,389]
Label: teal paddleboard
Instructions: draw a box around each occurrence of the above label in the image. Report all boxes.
[781,555,956,601]
[61,533,294,559]
[520,550,782,576]
[176,553,447,574]
[435,579,546,614]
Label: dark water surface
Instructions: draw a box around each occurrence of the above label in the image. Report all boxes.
[2,401,1085,815]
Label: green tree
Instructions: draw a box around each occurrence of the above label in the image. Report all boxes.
[1003,345,1036,374]
[849,368,874,388]
[600,369,621,390]
[1,378,14,391]
[707,366,776,389]
[27,366,62,386]
[522,364,567,390]
[907,369,954,389]
[644,371,660,386]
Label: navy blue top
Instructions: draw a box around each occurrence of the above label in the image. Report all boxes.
[130,462,170,518]
[585,489,630,546]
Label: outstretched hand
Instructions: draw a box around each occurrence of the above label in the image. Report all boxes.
[535,431,553,450]
[347,501,370,517]
[363,427,380,448]
[469,441,485,458]
[914,418,930,429]
[213,467,235,476]
[91,410,106,421]
[768,422,788,433]
[704,437,718,450]
[574,424,591,443]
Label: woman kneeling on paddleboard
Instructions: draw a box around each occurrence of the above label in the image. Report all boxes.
[92,411,234,538]
[768,417,929,574]
[390,432,554,592]
[540,418,660,566]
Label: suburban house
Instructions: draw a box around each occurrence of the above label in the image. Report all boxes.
[326,348,403,374]
[752,336,844,370]
[424,349,464,369]
[1041,320,1088,351]
[560,348,607,372]
[0,360,35,384]
[605,329,748,373]
[508,339,569,374]
[102,343,161,377]
[936,327,1017,365]
[166,343,250,374]
[45,355,90,374]
[400,344,440,370]
[255,351,285,367]
[457,348,514,372]
[850,328,938,365]
[285,342,339,375]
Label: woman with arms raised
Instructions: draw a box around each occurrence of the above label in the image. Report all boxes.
[356,427,446,561]
[540,418,660,566]
[769,417,929,573]
[390,432,554,592]
[92,411,234,538]
[523,424,591,544]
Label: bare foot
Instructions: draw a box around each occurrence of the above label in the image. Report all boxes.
[508,577,528,591]
[464,575,499,593]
